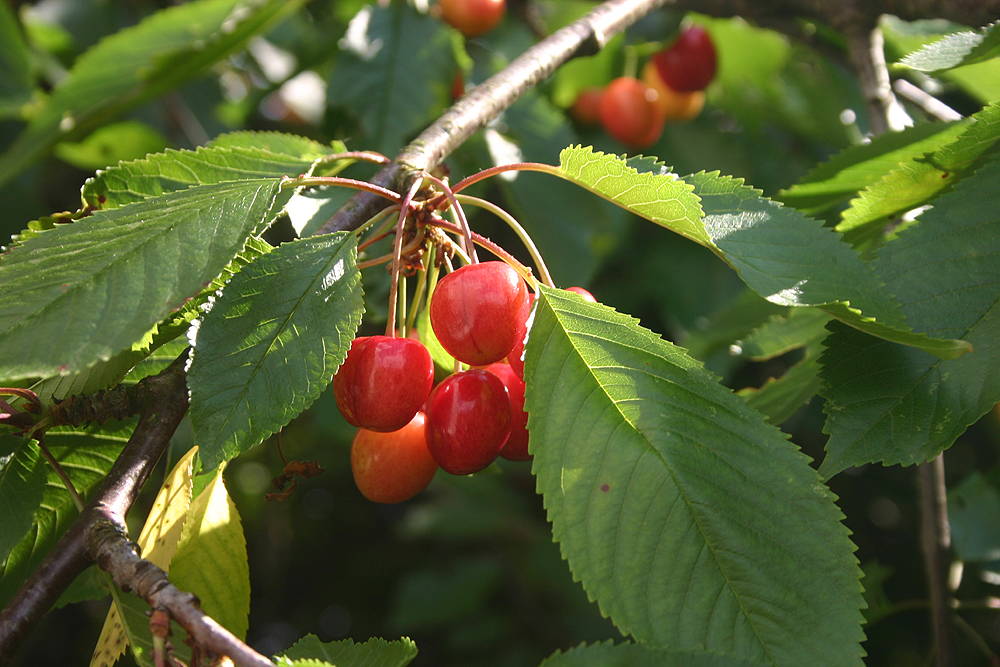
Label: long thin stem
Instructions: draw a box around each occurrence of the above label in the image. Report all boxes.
[423,173,478,264]
[36,435,84,513]
[284,176,403,204]
[385,179,424,337]
[426,218,537,288]
[449,162,563,195]
[920,457,954,667]
[456,194,555,287]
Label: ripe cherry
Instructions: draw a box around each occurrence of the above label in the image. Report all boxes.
[571,88,604,126]
[507,292,534,379]
[351,412,439,504]
[333,335,434,432]
[425,370,512,475]
[484,363,530,461]
[599,77,665,149]
[430,261,530,366]
[641,60,705,122]
[438,0,505,37]
[651,25,717,92]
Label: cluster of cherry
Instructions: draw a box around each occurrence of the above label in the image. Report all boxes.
[572,25,718,148]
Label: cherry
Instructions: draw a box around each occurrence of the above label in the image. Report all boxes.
[429,261,530,366]
[651,25,717,93]
[571,88,604,126]
[483,363,530,461]
[566,286,597,302]
[333,335,434,432]
[351,412,439,504]
[599,77,665,149]
[641,60,705,122]
[438,0,505,37]
[451,70,466,101]
[507,292,534,379]
[425,370,512,475]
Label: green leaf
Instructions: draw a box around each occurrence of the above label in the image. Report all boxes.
[539,641,767,667]
[168,467,250,640]
[276,635,417,667]
[0,438,48,564]
[81,144,326,211]
[737,308,832,361]
[188,233,363,471]
[207,131,344,160]
[0,179,281,383]
[557,146,707,247]
[899,22,1000,71]
[0,0,304,186]
[54,121,169,172]
[0,1,33,119]
[776,121,969,215]
[684,170,970,360]
[329,3,457,156]
[818,156,1000,477]
[0,424,131,609]
[525,286,865,666]
[838,103,1000,243]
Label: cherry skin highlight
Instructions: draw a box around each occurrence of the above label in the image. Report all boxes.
[484,362,530,461]
[333,335,434,432]
[425,369,512,475]
[430,261,530,366]
[351,412,439,504]
[438,0,505,37]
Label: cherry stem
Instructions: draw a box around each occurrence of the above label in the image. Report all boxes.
[0,387,42,410]
[36,434,84,513]
[623,43,640,79]
[385,179,424,337]
[356,229,426,270]
[313,151,391,170]
[426,218,537,289]
[283,176,403,204]
[406,244,434,335]
[448,162,563,195]
[422,173,478,264]
[398,275,408,338]
[355,205,402,250]
[455,194,555,288]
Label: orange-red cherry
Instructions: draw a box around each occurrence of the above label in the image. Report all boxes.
[438,0,505,37]
[351,412,438,504]
[430,261,530,366]
[599,77,665,148]
[333,336,434,432]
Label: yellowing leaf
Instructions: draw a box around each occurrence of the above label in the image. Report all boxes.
[168,466,250,641]
[90,446,198,667]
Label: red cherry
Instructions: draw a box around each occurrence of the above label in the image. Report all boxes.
[483,363,530,461]
[566,286,597,303]
[425,370,512,475]
[438,0,505,37]
[351,412,439,504]
[651,25,717,93]
[333,336,434,432]
[599,77,665,149]
[571,88,604,126]
[641,60,704,122]
[451,70,465,100]
[429,261,530,366]
[506,292,534,379]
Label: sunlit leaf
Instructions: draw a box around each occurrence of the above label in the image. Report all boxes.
[276,634,417,667]
[899,22,1000,71]
[526,286,865,666]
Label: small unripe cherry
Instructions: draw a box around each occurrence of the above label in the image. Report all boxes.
[425,369,512,475]
[641,60,705,122]
[430,261,530,366]
[351,412,438,504]
[484,363,530,461]
[599,77,665,148]
[333,335,434,432]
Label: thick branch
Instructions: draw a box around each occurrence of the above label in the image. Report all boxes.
[317,0,670,235]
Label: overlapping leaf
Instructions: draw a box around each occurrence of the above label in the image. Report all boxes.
[0,424,131,609]
[0,438,48,563]
[329,3,457,156]
[0,0,304,185]
[838,103,1000,243]
[276,634,417,667]
[818,156,1000,477]
[525,286,865,667]
[188,233,363,471]
[777,121,969,215]
[0,1,33,119]
[539,641,767,667]
[899,22,1000,71]
[558,147,967,358]
[0,179,281,382]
